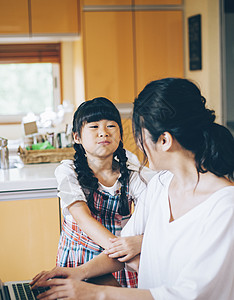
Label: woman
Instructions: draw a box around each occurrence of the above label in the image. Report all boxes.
[31,78,234,300]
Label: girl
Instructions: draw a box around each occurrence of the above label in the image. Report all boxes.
[32,78,234,300]
[55,97,153,288]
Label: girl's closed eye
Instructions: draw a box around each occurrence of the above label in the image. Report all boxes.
[88,124,98,129]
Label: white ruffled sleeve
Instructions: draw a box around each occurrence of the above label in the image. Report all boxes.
[55,159,86,217]
[126,150,157,183]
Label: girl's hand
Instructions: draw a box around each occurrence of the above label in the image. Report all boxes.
[30,267,83,289]
[125,255,140,273]
[104,235,143,262]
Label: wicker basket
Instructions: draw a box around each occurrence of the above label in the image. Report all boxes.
[18,146,75,164]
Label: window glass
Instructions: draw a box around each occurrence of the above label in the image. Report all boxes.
[0,63,54,115]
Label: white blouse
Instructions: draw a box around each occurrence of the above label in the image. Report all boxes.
[55,153,156,222]
[122,171,234,300]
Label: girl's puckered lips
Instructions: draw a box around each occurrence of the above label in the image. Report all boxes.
[98,140,111,145]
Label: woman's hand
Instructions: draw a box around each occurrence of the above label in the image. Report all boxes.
[34,278,101,300]
[104,235,143,262]
[30,267,84,290]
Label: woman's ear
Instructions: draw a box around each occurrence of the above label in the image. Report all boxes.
[73,132,81,144]
[159,132,173,151]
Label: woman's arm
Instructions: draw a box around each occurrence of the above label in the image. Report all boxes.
[31,252,124,288]
[36,279,153,300]
[31,253,152,300]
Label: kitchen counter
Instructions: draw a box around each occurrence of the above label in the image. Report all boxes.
[0,162,59,201]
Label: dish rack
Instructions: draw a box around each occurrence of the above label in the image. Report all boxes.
[18,146,75,164]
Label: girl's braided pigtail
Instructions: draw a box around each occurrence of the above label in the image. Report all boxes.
[73,143,99,214]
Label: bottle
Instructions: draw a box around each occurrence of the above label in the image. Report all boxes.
[0,137,9,169]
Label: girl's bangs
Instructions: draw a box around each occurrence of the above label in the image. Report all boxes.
[82,105,121,125]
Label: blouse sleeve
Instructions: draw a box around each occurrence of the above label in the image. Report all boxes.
[121,174,159,237]
[128,165,157,206]
[150,197,234,300]
[55,159,86,217]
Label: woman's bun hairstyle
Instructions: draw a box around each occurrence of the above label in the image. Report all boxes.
[133,78,234,180]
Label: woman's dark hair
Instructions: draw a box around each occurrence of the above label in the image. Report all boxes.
[133,78,234,180]
[73,97,130,215]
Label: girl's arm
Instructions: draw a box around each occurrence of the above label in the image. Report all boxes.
[69,201,143,260]
[55,163,114,249]
[68,201,115,249]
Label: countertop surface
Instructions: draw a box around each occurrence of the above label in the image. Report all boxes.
[0,162,60,201]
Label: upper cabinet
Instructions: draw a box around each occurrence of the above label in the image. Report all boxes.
[82,4,184,102]
[83,11,135,103]
[0,0,80,37]
[83,1,131,5]
[83,0,182,5]
[135,0,182,4]
[135,10,184,94]
[31,0,79,35]
[0,0,29,35]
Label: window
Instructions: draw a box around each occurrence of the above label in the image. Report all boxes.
[0,43,61,123]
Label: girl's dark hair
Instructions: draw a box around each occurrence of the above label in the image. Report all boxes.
[73,97,130,215]
[133,78,234,180]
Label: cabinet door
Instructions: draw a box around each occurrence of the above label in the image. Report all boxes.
[135,0,182,4]
[0,0,29,35]
[84,0,131,5]
[31,0,79,35]
[0,198,60,281]
[83,11,135,103]
[135,10,184,94]
[122,118,143,161]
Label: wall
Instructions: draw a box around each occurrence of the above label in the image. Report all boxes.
[184,0,222,123]
[61,42,75,106]
[73,38,85,108]
[0,124,23,140]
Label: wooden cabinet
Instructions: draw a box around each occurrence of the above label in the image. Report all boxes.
[84,0,182,6]
[122,118,143,161]
[0,0,29,35]
[82,8,184,102]
[84,0,131,5]
[81,4,184,157]
[31,0,79,35]
[135,10,184,93]
[0,198,60,281]
[83,11,135,102]
[0,0,80,37]
[135,0,182,4]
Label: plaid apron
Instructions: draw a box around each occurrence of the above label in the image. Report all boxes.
[56,185,138,288]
